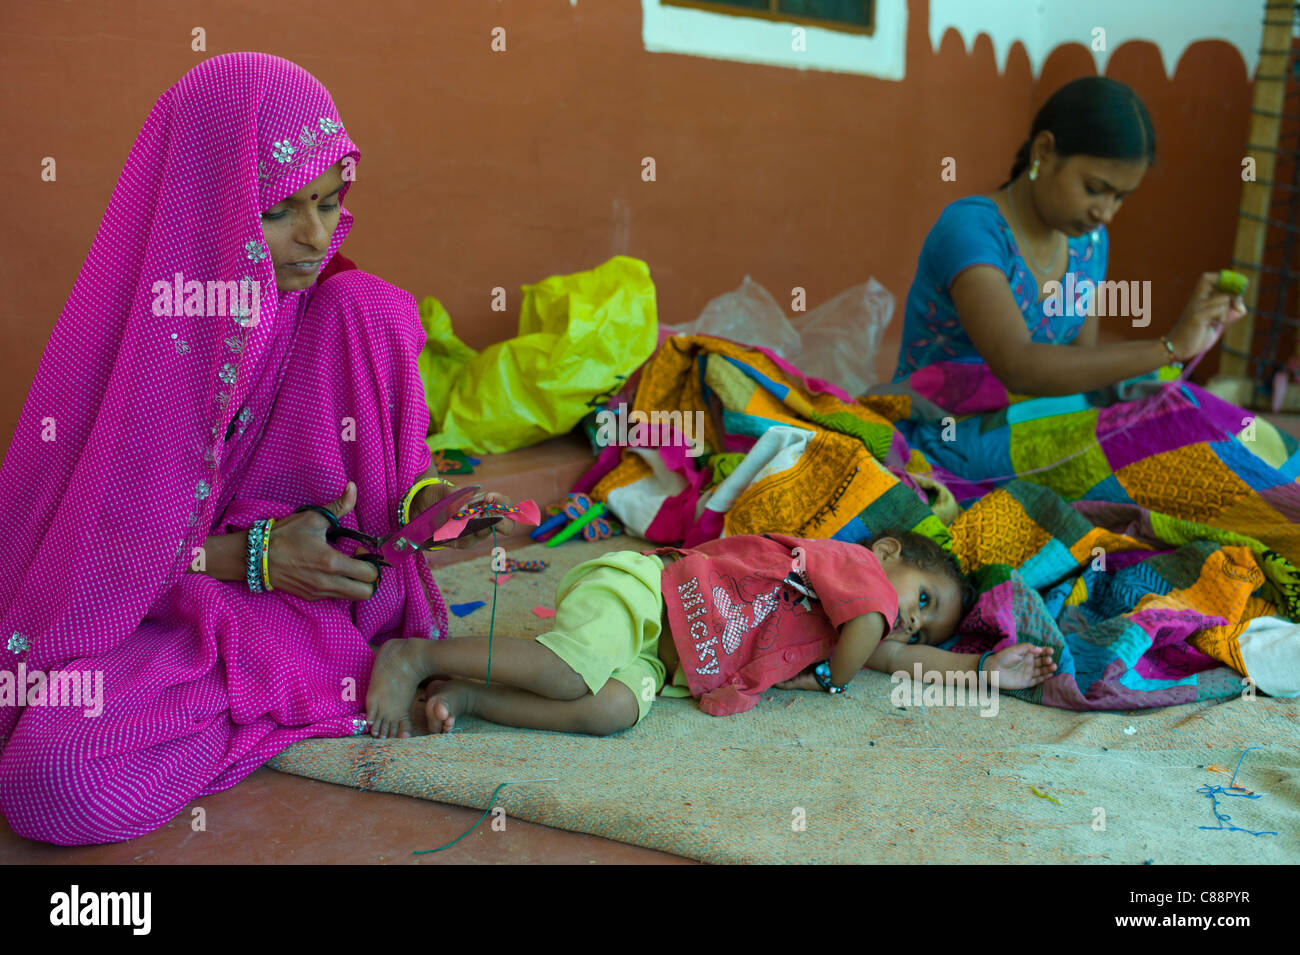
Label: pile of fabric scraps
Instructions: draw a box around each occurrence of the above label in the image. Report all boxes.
[431,449,480,475]
[570,333,1300,711]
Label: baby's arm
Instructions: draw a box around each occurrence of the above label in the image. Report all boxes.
[828,612,888,687]
[868,640,1056,689]
[773,612,886,691]
[868,641,979,682]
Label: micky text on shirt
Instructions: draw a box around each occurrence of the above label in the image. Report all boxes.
[677,576,719,676]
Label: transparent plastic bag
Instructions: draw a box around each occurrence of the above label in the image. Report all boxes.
[793,278,894,396]
[663,276,894,396]
[662,276,800,359]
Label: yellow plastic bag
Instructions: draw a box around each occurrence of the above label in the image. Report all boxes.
[420,256,658,455]
[415,297,476,426]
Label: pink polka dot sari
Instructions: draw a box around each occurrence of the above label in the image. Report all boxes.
[0,53,447,844]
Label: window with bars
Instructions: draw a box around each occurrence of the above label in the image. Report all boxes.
[661,0,875,36]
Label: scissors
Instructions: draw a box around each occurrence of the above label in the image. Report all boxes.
[293,484,502,576]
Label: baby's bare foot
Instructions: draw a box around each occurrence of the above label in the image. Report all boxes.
[365,638,441,739]
[424,680,478,734]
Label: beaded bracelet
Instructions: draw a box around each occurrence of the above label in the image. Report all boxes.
[812,660,846,694]
[245,519,268,593]
[398,476,451,525]
[451,501,516,520]
[261,518,276,592]
[1158,337,1185,371]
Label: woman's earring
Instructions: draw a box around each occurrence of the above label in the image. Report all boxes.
[1028,159,1040,182]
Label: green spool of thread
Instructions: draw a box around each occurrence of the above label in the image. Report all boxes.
[1217,270,1248,297]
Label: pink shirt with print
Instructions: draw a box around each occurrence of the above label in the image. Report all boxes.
[650,534,899,717]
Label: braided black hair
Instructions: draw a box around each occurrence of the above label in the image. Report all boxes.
[1001,76,1156,188]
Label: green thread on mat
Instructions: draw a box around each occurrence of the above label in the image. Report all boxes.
[411,524,560,855]
[486,524,497,687]
[412,778,558,854]
[413,782,508,854]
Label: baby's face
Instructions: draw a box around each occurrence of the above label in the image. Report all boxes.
[871,543,964,646]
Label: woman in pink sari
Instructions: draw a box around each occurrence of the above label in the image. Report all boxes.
[0,53,491,845]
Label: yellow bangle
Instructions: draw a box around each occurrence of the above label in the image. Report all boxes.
[261,518,275,592]
[399,477,451,525]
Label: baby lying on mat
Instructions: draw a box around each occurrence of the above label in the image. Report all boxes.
[370,530,1057,737]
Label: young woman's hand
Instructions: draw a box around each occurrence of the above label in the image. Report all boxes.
[988,644,1057,689]
[264,481,380,602]
[1167,271,1248,363]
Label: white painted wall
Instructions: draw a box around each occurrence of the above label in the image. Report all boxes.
[641,0,909,80]
[929,0,1267,78]
[639,0,1274,80]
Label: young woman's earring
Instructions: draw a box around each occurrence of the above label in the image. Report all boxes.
[1028,159,1040,182]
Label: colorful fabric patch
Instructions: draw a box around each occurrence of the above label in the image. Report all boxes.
[574,338,1299,711]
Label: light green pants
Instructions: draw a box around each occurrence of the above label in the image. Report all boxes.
[534,551,668,726]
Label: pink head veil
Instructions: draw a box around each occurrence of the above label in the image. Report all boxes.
[0,53,363,740]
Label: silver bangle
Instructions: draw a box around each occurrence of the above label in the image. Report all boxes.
[246,519,267,593]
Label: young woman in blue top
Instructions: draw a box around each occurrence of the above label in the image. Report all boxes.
[894,76,1246,393]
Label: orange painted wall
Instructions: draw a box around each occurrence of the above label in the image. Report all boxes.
[0,0,1256,459]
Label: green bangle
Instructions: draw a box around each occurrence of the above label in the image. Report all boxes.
[399,477,450,525]
[977,650,993,674]
[261,518,275,592]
